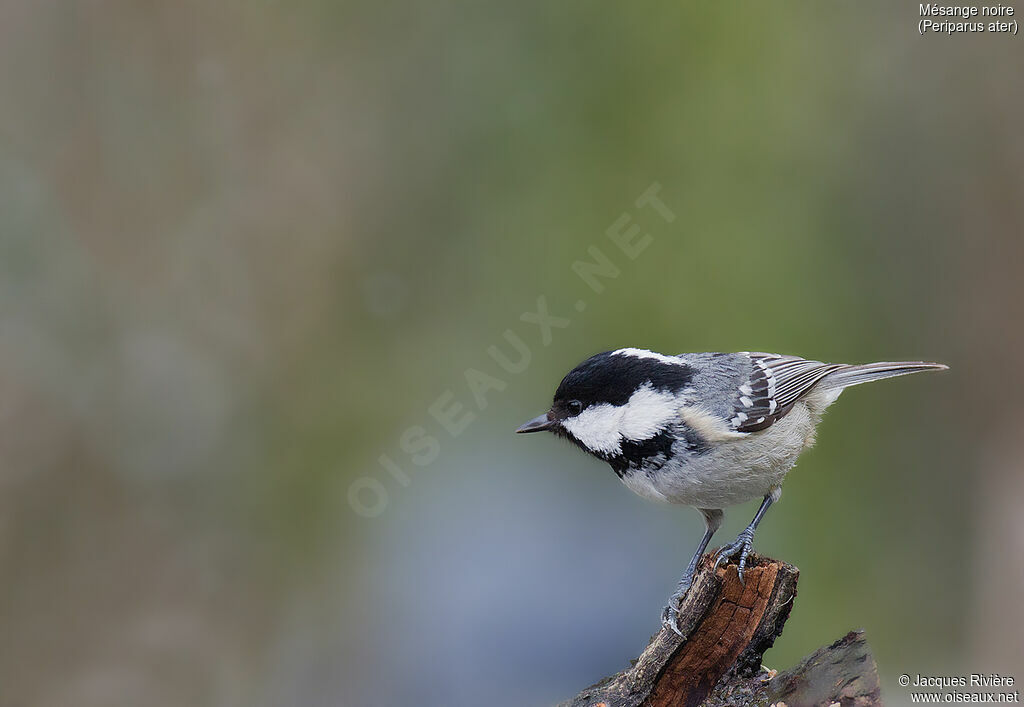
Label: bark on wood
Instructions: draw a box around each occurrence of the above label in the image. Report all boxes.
[762,630,882,706]
[559,553,882,707]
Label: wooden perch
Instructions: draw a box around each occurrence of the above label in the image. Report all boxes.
[559,553,882,707]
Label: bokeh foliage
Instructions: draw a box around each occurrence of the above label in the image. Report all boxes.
[1,2,1021,706]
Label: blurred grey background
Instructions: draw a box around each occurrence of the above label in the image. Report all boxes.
[1,2,1022,706]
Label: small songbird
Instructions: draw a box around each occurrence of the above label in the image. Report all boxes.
[516,348,947,633]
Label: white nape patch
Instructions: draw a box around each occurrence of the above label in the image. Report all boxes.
[612,348,688,366]
[680,405,747,442]
[560,383,678,456]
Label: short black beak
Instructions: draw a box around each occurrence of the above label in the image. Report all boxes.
[516,412,554,434]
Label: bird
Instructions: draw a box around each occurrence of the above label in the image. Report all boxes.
[515,348,947,634]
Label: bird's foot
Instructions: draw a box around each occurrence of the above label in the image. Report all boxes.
[660,572,694,636]
[660,596,684,636]
[713,529,755,583]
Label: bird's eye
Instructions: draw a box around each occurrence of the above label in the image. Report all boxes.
[567,400,583,416]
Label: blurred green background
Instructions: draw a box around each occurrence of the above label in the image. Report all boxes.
[2,2,1022,706]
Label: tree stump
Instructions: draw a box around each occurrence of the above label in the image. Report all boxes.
[559,553,882,707]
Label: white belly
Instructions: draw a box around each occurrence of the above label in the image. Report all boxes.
[630,402,820,508]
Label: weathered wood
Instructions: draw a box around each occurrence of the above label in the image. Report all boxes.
[764,630,882,707]
[699,630,882,706]
[559,553,798,707]
[559,554,882,707]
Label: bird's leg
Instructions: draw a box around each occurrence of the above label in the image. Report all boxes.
[661,508,722,635]
[714,488,780,583]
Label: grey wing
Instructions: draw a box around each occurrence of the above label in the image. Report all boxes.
[728,353,844,432]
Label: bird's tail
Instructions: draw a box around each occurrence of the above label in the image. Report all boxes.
[820,361,949,391]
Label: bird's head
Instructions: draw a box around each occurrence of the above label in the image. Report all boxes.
[516,349,695,462]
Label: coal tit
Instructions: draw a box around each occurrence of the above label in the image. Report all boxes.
[516,348,947,633]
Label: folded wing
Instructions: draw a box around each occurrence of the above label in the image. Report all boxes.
[728,353,843,432]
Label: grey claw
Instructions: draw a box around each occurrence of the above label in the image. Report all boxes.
[661,584,689,636]
[714,532,755,579]
[714,543,737,568]
[660,604,673,630]
[737,547,752,580]
[660,604,684,636]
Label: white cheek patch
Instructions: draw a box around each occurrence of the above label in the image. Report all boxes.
[561,384,679,456]
[618,385,679,440]
[562,404,624,455]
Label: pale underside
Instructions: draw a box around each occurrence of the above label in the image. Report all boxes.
[622,394,828,508]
